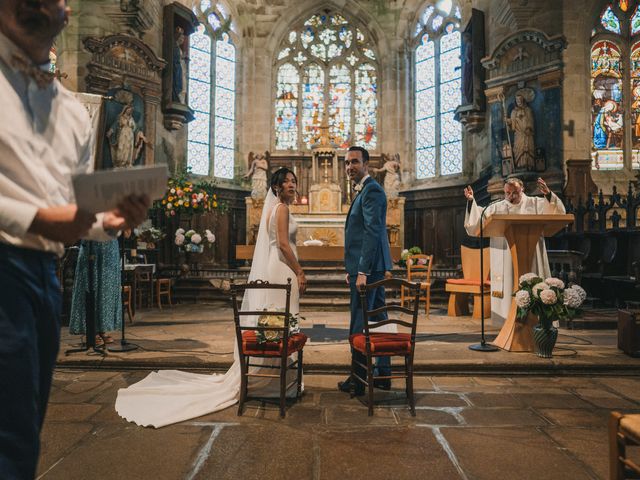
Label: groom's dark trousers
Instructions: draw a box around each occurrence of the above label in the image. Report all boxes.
[349,271,391,380]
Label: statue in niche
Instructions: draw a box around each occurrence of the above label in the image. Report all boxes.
[373,153,402,199]
[106,104,149,168]
[172,26,188,103]
[244,151,270,200]
[461,31,473,105]
[506,90,535,171]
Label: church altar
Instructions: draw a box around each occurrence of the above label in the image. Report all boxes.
[236,244,403,262]
[243,122,404,251]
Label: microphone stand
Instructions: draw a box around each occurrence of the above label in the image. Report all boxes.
[108,234,138,352]
[469,199,500,352]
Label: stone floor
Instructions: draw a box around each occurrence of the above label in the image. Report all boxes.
[39,371,640,480]
[58,303,640,374]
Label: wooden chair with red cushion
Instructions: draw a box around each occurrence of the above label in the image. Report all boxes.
[229,278,307,418]
[445,245,491,319]
[350,278,422,416]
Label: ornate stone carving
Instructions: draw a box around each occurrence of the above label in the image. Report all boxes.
[105,0,155,37]
[481,29,567,88]
[83,34,166,166]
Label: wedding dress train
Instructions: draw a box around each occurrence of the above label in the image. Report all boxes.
[115,191,300,427]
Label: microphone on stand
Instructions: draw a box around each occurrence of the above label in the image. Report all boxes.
[469,198,502,352]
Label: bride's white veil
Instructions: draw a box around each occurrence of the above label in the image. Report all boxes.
[239,187,279,325]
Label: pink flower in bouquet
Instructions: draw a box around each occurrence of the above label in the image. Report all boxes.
[540,289,557,305]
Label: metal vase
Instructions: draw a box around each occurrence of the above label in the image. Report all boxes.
[533,325,558,358]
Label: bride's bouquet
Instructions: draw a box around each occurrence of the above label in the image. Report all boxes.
[256,310,304,344]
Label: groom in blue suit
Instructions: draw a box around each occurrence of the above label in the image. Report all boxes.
[339,146,393,395]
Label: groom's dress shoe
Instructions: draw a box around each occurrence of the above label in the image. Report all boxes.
[338,378,365,396]
[374,379,392,391]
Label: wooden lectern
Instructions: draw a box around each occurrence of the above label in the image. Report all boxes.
[482,214,574,352]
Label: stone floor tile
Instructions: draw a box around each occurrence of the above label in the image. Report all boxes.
[573,388,640,409]
[596,377,640,402]
[441,427,594,480]
[395,408,460,426]
[37,422,94,477]
[459,407,548,427]
[44,404,101,422]
[543,427,609,479]
[192,424,315,480]
[414,392,467,408]
[315,427,461,480]
[464,392,527,408]
[325,406,397,426]
[536,408,610,428]
[511,392,594,409]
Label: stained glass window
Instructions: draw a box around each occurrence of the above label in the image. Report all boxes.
[632,6,640,34]
[188,25,212,176]
[602,6,622,34]
[591,2,640,171]
[415,3,462,179]
[188,2,237,178]
[273,11,378,150]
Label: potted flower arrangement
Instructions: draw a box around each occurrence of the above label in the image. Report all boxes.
[514,273,587,358]
[174,228,216,253]
[397,246,422,268]
[157,169,224,217]
[134,226,165,250]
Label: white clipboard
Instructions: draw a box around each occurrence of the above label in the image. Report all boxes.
[72,165,168,214]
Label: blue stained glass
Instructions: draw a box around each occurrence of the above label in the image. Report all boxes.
[213,146,234,178]
[416,117,436,148]
[197,0,211,13]
[632,6,640,34]
[422,6,435,25]
[208,13,221,30]
[436,0,453,15]
[214,116,234,148]
[432,15,444,30]
[416,148,436,178]
[188,28,211,177]
[214,35,235,178]
[454,6,461,19]
[601,6,621,34]
[275,63,299,150]
[416,56,435,90]
[441,140,462,175]
[416,35,435,62]
[354,64,377,149]
[302,64,325,147]
[329,65,352,149]
[217,3,227,18]
[416,89,435,120]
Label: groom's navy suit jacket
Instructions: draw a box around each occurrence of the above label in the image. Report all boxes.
[344,176,393,276]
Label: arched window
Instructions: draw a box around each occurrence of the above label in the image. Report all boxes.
[414,1,462,179]
[591,0,640,171]
[188,2,237,179]
[274,11,379,151]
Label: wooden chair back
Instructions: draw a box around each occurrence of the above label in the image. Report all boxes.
[460,245,490,282]
[407,254,433,284]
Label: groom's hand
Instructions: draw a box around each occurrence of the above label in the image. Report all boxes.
[356,273,367,290]
[345,273,350,285]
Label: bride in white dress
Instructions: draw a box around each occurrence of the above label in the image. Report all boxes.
[115,168,307,427]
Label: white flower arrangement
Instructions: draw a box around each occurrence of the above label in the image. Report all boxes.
[514,273,586,329]
[174,228,216,252]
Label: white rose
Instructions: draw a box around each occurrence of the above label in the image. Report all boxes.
[545,277,565,290]
[206,233,216,243]
[170,188,176,194]
[515,290,531,309]
[174,233,185,246]
[176,228,185,235]
[191,233,202,244]
[401,249,409,256]
[540,289,557,305]
[197,193,204,200]
[532,282,549,298]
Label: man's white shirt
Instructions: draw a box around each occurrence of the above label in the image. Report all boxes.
[0,32,110,256]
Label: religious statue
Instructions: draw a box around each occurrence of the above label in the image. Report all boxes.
[244,151,270,200]
[506,91,535,171]
[461,31,473,105]
[172,26,188,103]
[373,153,402,199]
[106,104,149,168]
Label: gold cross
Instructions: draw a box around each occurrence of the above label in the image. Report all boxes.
[321,158,331,183]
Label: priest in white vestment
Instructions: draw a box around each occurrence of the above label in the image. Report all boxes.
[463,177,565,326]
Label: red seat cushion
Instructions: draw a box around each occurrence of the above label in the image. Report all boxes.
[349,333,412,356]
[446,279,490,286]
[241,331,307,356]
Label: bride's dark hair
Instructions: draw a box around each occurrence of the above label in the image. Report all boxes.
[270,167,297,196]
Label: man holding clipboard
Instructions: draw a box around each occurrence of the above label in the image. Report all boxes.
[0,1,153,477]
